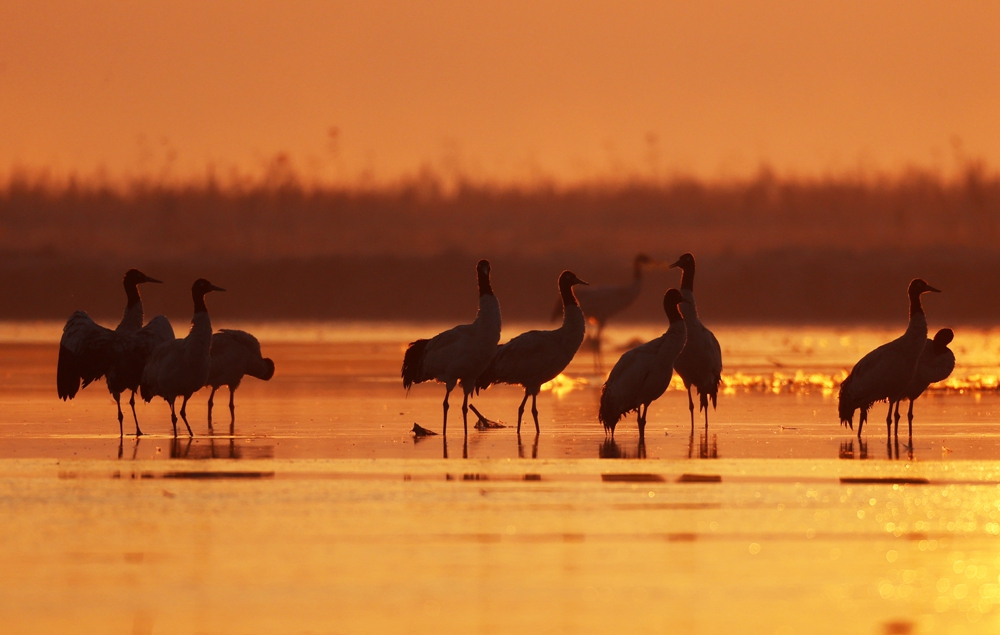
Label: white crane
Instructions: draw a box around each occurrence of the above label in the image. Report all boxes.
[669,253,723,428]
[140,279,226,436]
[476,271,588,434]
[554,253,656,370]
[402,259,502,435]
[838,278,941,439]
[206,329,275,430]
[57,269,174,436]
[892,327,955,437]
[599,288,688,439]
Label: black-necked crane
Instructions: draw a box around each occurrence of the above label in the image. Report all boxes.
[838,278,941,439]
[402,259,502,435]
[140,279,226,436]
[206,329,275,431]
[669,253,723,429]
[599,288,688,440]
[892,327,955,438]
[476,270,588,434]
[554,253,656,370]
[57,269,174,436]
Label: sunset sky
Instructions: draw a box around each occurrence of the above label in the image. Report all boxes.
[2,1,999,186]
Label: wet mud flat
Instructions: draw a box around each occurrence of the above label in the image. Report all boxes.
[2,334,1000,633]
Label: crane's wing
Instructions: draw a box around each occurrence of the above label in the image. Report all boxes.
[57,311,116,399]
[477,331,561,389]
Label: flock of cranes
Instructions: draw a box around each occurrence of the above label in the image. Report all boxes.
[58,271,274,436]
[55,256,956,445]
[404,255,955,443]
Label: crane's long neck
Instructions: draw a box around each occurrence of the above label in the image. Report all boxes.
[478,269,494,297]
[116,283,143,332]
[906,291,928,339]
[558,282,586,337]
[188,293,213,353]
[679,264,695,292]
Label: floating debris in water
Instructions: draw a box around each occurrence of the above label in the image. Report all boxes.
[411,423,437,437]
[469,404,505,430]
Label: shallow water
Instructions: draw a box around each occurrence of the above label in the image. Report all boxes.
[2,323,1000,634]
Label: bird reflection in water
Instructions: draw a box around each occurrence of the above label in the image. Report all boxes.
[598,438,646,459]
[169,436,273,460]
[838,439,868,460]
[518,433,539,459]
[117,436,142,460]
[688,430,718,459]
[442,436,468,459]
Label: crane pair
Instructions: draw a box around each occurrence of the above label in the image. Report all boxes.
[58,272,274,437]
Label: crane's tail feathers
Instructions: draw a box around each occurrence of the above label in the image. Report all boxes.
[56,345,81,400]
[401,339,430,392]
[139,379,154,403]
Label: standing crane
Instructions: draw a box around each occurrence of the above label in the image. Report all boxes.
[140,279,226,436]
[476,270,588,434]
[554,253,657,371]
[893,327,955,438]
[599,289,688,439]
[838,278,941,439]
[402,259,502,436]
[57,269,174,436]
[206,329,276,432]
[669,253,723,429]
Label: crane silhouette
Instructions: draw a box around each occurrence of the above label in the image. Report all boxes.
[57,269,174,436]
[476,270,588,433]
[599,289,688,440]
[402,260,502,435]
[838,278,941,439]
[140,279,226,436]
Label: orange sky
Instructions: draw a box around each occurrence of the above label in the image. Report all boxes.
[1,1,999,186]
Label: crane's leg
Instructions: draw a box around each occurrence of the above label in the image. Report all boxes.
[114,392,124,437]
[169,398,178,437]
[179,395,193,437]
[530,393,539,434]
[229,387,236,435]
[893,401,901,437]
[637,403,647,440]
[886,400,896,441]
[702,392,709,429]
[207,387,216,429]
[857,407,867,439]
[129,391,143,437]
[442,383,455,435]
[906,398,916,448]
[516,391,529,434]
[686,384,695,428]
[461,391,470,435]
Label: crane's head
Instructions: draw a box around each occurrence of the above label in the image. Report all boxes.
[933,328,954,352]
[663,288,684,307]
[908,278,941,297]
[477,260,491,277]
[669,253,695,271]
[123,269,162,287]
[558,270,588,289]
[192,278,226,297]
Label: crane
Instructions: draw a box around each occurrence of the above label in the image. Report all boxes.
[206,329,275,431]
[475,270,588,433]
[838,278,941,439]
[669,253,723,429]
[893,327,955,438]
[57,269,173,436]
[140,279,226,436]
[599,288,688,439]
[402,260,502,435]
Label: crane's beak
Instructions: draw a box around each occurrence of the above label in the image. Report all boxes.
[143,276,163,284]
[209,285,227,293]
[576,278,590,286]
[927,286,941,293]
[668,259,682,269]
